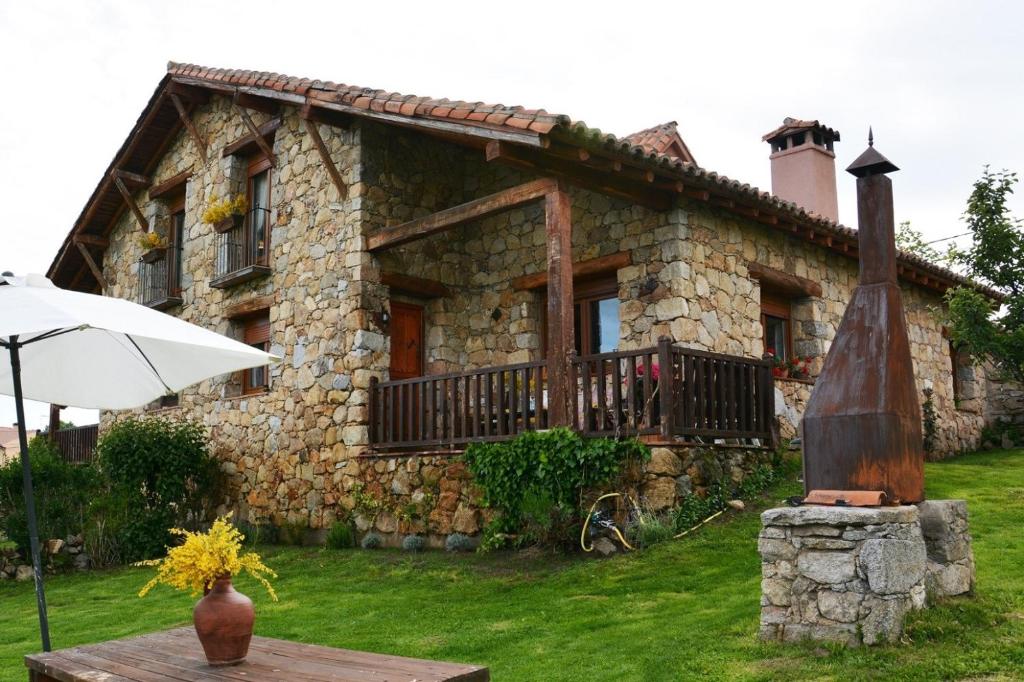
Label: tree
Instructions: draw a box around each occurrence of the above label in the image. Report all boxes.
[896,221,946,263]
[945,168,1024,383]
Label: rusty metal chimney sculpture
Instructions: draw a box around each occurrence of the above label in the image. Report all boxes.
[801,130,925,503]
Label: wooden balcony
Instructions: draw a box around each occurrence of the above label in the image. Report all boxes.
[210,208,272,289]
[368,339,776,453]
[137,248,182,310]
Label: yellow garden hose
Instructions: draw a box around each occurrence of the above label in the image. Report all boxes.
[580,492,639,552]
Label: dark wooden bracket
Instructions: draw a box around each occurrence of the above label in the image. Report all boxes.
[72,233,109,248]
[301,103,348,200]
[381,272,451,298]
[75,242,106,292]
[169,93,209,165]
[233,92,277,164]
[110,170,149,231]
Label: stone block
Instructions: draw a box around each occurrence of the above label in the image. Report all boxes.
[858,539,926,595]
[758,537,797,562]
[798,550,857,584]
[817,590,862,623]
[861,597,909,645]
[762,505,918,528]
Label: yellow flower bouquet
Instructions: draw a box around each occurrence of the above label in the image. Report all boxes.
[137,516,277,600]
[137,517,277,665]
[201,194,247,226]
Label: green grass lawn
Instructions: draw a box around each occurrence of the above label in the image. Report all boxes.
[2,450,1023,681]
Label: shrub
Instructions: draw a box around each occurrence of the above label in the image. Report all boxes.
[464,428,650,550]
[325,522,355,549]
[360,532,383,549]
[445,533,474,553]
[402,534,425,552]
[96,417,224,562]
[624,509,674,550]
[0,435,103,557]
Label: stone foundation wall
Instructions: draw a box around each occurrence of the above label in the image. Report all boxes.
[350,445,774,545]
[759,505,928,646]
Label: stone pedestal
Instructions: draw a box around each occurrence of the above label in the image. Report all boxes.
[918,500,975,598]
[758,505,927,646]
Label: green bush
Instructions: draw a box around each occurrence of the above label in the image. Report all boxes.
[464,428,650,550]
[325,522,355,549]
[96,417,224,562]
[0,435,102,556]
[624,509,675,549]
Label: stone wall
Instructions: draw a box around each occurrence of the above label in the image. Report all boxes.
[759,505,928,646]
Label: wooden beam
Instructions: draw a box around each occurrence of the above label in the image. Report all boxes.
[110,172,149,231]
[301,116,348,200]
[381,272,451,298]
[485,141,672,211]
[169,93,208,165]
[165,81,209,104]
[75,242,106,292]
[367,178,557,251]
[747,261,823,298]
[149,169,193,200]
[113,169,150,187]
[300,100,353,129]
[222,117,282,159]
[511,251,632,290]
[72,233,109,248]
[546,185,575,427]
[224,294,275,320]
[234,103,277,164]
[233,91,280,115]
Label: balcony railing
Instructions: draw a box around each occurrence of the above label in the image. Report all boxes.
[211,207,272,288]
[369,339,775,452]
[137,246,182,310]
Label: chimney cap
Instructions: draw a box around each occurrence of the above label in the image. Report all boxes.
[762,117,840,144]
[846,128,899,177]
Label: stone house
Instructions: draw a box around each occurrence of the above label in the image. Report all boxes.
[47,63,1006,541]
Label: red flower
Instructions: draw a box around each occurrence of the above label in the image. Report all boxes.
[637,363,661,381]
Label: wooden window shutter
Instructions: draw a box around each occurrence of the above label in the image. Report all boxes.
[244,316,271,345]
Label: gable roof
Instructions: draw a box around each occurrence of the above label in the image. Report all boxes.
[624,121,697,165]
[48,62,1002,303]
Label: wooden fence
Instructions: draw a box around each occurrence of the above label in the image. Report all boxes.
[369,338,775,451]
[53,424,99,464]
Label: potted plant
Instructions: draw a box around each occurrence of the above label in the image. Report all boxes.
[766,348,789,378]
[789,356,812,380]
[202,195,247,233]
[137,516,277,666]
[137,231,168,263]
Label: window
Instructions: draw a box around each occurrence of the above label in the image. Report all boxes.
[247,155,272,268]
[242,313,271,394]
[761,292,792,360]
[574,277,620,355]
[168,205,185,297]
[950,340,963,403]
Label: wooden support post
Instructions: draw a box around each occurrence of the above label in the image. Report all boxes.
[657,336,674,439]
[301,114,348,200]
[75,242,106,292]
[110,173,148,231]
[169,93,208,165]
[234,99,277,164]
[545,184,574,427]
[47,405,62,442]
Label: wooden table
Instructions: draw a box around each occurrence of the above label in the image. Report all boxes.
[25,627,489,681]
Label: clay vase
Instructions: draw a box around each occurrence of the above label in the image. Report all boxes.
[193,576,255,666]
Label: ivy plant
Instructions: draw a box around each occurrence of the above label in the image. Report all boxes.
[463,428,649,550]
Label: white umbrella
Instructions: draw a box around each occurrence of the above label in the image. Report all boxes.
[0,273,279,651]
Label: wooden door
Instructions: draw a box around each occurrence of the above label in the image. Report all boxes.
[389,301,423,380]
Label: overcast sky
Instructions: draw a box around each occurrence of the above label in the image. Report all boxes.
[1,0,1022,430]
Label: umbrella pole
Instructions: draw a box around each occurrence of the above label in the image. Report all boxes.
[9,337,51,652]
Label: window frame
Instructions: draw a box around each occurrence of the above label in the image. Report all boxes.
[246,154,272,268]
[542,275,620,358]
[241,312,271,395]
[760,291,793,361]
[167,195,186,298]
[949,340,963,404]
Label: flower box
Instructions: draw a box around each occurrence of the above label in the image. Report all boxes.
[213,213,244,234]
[141,247,166,264]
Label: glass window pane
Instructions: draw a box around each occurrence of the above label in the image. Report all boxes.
[589,297,619,354]
[764,315,788,360]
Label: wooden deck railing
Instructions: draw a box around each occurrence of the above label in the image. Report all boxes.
[52,424,99,464]
[369,339,775,452]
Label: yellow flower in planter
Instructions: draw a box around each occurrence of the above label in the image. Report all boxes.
[136,232,167,250]
[136,516,277,600]
[201,195,248,225]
